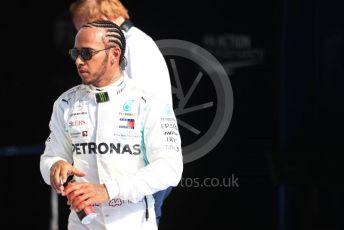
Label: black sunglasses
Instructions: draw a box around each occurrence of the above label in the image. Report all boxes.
[68,47,115,61]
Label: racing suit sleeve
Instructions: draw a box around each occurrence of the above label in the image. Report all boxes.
[105,99,183,202]
[40,99,73,185]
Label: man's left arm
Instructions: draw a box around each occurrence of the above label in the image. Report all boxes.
[105,99,183,202]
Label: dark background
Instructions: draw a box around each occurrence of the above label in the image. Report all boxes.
[1,0,344,229]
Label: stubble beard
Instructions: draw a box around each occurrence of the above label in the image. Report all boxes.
[82,54,109,86]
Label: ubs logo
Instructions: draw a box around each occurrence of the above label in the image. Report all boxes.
[69,120,86,127]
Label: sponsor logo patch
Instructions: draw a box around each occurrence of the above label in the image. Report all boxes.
[123,100,134,112]
[119,118,135,129]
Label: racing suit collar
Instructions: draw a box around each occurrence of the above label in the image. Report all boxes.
[89,74,124,92]
[83,72,128,96]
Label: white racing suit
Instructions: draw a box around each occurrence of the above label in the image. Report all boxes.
[40,73,183,230]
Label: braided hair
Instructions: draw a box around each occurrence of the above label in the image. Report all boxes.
[82,19,127,69]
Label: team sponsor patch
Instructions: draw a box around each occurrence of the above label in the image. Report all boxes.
[123,100,134,112]
[70,132,81,138]
[161,123,178,130]
[114,132,139,139]
[69,120,86,127]
[72,142,141,155]
[70,111,88,117]
[119,118,135,129]
[163,130,179,136]
[96,92,110,103]
[74,101,86,111]
[161,117,176,122]
[164,144,180,152]
[116,82,126,95]
[119,111,135,116]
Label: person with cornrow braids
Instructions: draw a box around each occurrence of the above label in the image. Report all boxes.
[69,0,176,226]
[40,20,183,230]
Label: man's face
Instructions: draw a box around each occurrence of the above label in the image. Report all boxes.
[73,28,112,87]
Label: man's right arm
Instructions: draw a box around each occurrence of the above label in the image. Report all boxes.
[40,99,73,186]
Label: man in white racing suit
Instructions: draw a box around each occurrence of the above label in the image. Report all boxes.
[40,20,183,230]
[70,2,174,223]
